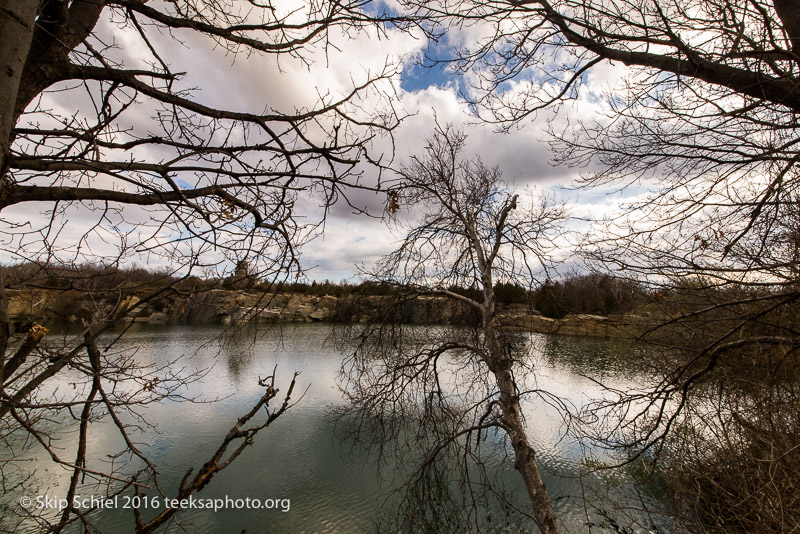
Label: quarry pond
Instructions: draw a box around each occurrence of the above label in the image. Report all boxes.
[4,323,663,533]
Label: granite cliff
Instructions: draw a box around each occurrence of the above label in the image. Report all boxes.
[4,288,634,338]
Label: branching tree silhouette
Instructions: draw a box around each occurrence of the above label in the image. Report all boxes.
[399,0,799,281]
[397,1,800,529]
[0,1,411,531]
[339,124,566,533]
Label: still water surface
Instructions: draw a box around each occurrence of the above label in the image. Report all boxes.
[7,323,653,533]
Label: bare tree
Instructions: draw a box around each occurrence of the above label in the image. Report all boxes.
[392,1,800,530]
[339,124,566,533]
[2,0,411,274]
[398,0,799,283]
[0,1,413,531]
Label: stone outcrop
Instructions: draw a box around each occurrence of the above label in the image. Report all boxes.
[3,288,633,338]
[333,293,477,325]
[3,288,338,326]
[498,311,636,338]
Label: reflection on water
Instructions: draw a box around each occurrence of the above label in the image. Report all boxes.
[3,323,663,533]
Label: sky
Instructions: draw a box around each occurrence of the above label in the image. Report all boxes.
[2,2,645,283]
[288,20,639,281]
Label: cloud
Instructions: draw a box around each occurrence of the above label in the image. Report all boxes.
[299,217,399,281]
[6,2,638,282]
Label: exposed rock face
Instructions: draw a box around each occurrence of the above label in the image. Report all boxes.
[5,289,50,320]
[4,289,338,325]
[498,312,636,338]
[4,289,633,338]
[333,294,478,325]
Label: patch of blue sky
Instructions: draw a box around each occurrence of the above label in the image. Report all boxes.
[174,178,194,189]
[398,32,466,92]
[361,0,401,18]
[574,185,647,207]
[400,61,459,92]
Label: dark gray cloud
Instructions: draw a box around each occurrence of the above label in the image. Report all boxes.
[7,6,634,281]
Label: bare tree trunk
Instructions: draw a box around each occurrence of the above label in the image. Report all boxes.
[353,124,566,531]
[0,0,37,181]
[485,323,560,534]
[480,273,559,534]
[773,0,800,56]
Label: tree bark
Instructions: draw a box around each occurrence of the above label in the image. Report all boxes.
[478,259,559,534]
[15,0,105,119]
[532,0,800,112]
[485,322,560,534]
[773,0,800,56]
[0,0,38,181]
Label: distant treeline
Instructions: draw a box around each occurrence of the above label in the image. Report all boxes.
[0,262,408,297]
[1,262,182,291]
[533,274,645,318]
[7,261,775,319]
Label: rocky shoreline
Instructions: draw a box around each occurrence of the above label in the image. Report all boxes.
[5,288,636,338]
